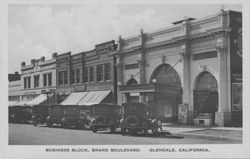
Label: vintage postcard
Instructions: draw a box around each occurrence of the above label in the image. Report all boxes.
[0,0,249,158]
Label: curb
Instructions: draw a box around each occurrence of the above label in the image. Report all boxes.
[173,132,242,142]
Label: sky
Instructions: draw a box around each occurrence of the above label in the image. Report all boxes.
[8,4,241,73]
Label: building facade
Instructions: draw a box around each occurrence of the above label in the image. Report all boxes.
[55,40,117,104]
[20,55,57,102]
[55,51,74,103]
[83,40,117,103]
[8,80,22,104]
[8,72,21,82]
[115,10,242,126]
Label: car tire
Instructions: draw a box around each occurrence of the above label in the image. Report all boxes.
[92,126,97,133]
[152,125,158,135]
[144,129,148,137]
[47,122,52,127]
[33,120,37,126]
[110,126,116,133]
[121,128,126,136]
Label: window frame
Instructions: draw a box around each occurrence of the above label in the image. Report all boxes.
[34,75,40,88]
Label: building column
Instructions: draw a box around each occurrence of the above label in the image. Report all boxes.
[138,29,146,103]
[116,56,124,105]
[180,44,193,124]
[215,36,231,126]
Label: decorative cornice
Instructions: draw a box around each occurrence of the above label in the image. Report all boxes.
[190,27,231,42]
[216,45,227,53]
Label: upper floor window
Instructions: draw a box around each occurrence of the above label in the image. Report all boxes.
[64,71,68,85]
[76,69,80,83]
[89,67,94,82]
[34,75,39,88]
[58,71,63,86]
[24,76,31,89]
[83,68,88,83]
[48,73,52,86]
[97,65,104,82]
[58,71,68,85]
[105,63,111,81]
[43,73,52,87]
[71,69,81,84]
[96,63,111,82]
[71,70,75,84]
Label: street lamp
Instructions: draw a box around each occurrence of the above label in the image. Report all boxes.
[152,79,157,84]
[41,89,55,114]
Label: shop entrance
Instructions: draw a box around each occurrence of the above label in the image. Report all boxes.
[126,78,140,103]
[150,64,182,122]
[193,71,218,124]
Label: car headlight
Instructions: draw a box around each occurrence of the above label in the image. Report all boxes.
[157,120,162,126]
[120,118,124,124]
[61,117,66,121]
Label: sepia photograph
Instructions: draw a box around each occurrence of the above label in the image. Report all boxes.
[1,0,249,158]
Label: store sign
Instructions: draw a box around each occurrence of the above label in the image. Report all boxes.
[232,83,242,112]
[75,86,85,92]
[231,74,242,83]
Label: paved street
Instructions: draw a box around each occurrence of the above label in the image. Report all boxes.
[9,124,241,145]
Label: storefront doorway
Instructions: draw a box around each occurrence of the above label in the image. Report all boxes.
[193,71,218,124]
[126,78,140,103]
[150,64,182,122]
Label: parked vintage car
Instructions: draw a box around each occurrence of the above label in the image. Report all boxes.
[46,105,64,127]
[9,106,33,124]
[89,104,122,133]
[32,105,49,126]
[120,103,162,136]
[61,105,91,129]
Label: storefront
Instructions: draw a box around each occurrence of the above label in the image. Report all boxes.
[116,10,242,126]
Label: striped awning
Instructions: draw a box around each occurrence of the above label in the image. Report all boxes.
[78,90,111,106]
[13,100,31,106]
[28,94,48,106]
[60,90,111,106]
[60,92,88,105]
[8,101,18,106]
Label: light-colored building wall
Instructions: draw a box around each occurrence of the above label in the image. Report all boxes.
[116,10,241,126]
[20,56,56,101]
[8,80,22,101]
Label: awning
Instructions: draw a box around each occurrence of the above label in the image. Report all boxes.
[13,100,31,106]
[8,101,18,106]
[28,94,48,106]
[78,90,111,106]
[60,92,88,105]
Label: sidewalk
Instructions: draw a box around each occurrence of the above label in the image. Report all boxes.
[161,123,242,141]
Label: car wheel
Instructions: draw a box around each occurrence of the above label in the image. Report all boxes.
[61,122,66,129]
[110,126,116,133]
[92,126,97,133]
[121,128,126,136]
[152,125,158,135]
[129,129,135,136]
[46,122,52,127]
[144,129,148,137]
[33,120,37,126]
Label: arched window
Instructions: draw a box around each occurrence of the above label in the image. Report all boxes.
[195,71,218,90]
[126,78,138,85]
[151,64,181,87]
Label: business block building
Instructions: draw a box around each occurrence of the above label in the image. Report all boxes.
[14,55,57,106]
[115,10,242,126]
[55,40,117,106]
